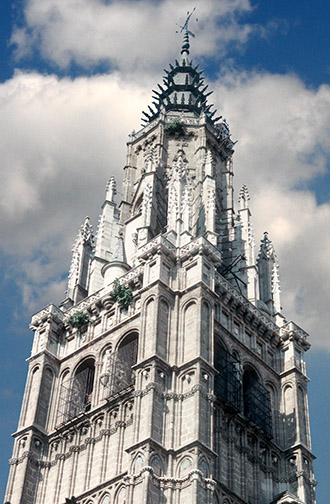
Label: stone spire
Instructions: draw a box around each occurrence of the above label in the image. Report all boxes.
[257,232,281,316]
[238,186,255,266]
[93,178,120,260]
[204,149,214,177]
[239,184,250,211]
[236,185,258,304]
[67,217,94,303]
[102,229,130,287]
[105,176,116,202]
[140,18,224,128]
[88,178,120,293]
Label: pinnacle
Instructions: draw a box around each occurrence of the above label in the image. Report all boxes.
[105,176,116,202]
[239,185,250,209]
[258,231,275,259]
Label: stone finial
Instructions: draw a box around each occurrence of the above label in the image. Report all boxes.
[257,231,281,314]
[67,217,94,296]
[144,147,158,173]
[181,31,190,57]
[272,259,281,313]
[204,150,214,177]
[175,153,186,174]
[167,185,178,231]
[80,216,94,245]
[142,183,153,226]
[206,187,216,231]
[258,231,275,260]
[239,185,250,210]
[106,177,116,202]
[181,183,191,232]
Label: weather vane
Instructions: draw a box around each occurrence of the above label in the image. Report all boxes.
[176,7,198,38]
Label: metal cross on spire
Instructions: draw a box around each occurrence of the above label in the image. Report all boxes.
[176,7,198,38]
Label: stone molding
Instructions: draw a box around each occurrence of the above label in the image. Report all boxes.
[133,381,215,403]
[8,417,134,469]
[124,465,217,491]
[215,273,280,337]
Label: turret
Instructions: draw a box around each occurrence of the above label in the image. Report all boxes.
[102,229,130,286]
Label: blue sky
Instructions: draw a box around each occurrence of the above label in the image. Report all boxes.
[0,0,329,501]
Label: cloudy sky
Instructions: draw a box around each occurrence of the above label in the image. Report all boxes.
[0,0,329,500]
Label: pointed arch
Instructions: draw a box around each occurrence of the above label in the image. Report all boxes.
[21,364,40,426]
[157,298,170,360]
[297,384,308,445]
[99,494,111,504]
[201,301,211,360]
[266,380,278,440]
[114,485,127,504]
[131,452,144,473]
[102,331,138,398]
[214,339,241,411]
[35,366,55,428]
[143,296,155,356]
[198,457,210,477]
[68,358,95,419]
[150,454,163,476]
[177,456,193,478]
[182,300,197,362]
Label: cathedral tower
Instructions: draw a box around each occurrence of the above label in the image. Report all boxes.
[5,25,316,504]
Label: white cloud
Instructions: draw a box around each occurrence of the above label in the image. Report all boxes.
[11,0,254,74]
[213,71,330,190]
[252,188,330,351]
[0,70,151,311]
[0,70,149,252]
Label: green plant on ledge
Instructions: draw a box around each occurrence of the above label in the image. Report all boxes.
[164,118,185,136]
[111,278,134,309]
[66,311,90,329]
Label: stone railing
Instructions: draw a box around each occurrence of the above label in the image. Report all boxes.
[30,303,65,328]
[138,234,176,259]
[215,273,279,334]
[280,321,309,341]
[180,235,222,263]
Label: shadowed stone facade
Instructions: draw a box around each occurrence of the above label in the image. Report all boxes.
[5,31,316,504]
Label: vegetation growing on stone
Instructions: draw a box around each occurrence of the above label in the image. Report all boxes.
[111,278,134,309]
[164,118,185,136]
[66,311,90,329]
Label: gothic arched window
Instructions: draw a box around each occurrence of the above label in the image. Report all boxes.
[69,358,95,418]
[214,339,241,411]
[102,333,138,398]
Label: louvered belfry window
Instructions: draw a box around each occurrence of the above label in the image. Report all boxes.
[214,341,242,412]
[102,335,138,399]
[243,370,272,438]
[57,358,95,425]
